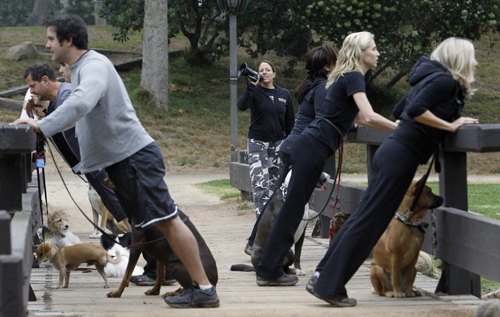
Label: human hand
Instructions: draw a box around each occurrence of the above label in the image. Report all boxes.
[449,117,478,132]
[9,118,41,133]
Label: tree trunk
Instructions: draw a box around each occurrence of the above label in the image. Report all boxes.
[141,0,169,109]
[25,0,50,26]
[386,71,406,89]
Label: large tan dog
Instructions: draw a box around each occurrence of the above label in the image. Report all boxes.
[34,243,121,289]
[370,177,443,298]
[88,186,129,238]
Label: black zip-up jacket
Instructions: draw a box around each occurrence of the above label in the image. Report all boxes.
[237,81,295,142]
[279,76,327,155]
[391,56,465,163]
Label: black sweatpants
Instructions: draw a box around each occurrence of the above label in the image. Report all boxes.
[313,139,421,300]
[256,133,336,279]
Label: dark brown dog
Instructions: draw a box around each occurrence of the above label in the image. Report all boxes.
[329,211,350,241]
[370,177,443,298]
[106,210,218,298]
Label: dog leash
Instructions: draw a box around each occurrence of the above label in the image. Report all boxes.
[409,151,439,213]
[329,139,343,244]
[44,138,167,249]
[302,116,344,222]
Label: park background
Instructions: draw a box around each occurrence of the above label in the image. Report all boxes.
[1,0,500,296]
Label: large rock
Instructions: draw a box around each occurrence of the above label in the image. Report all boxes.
[476,300,500,317]
[0,42,38,61]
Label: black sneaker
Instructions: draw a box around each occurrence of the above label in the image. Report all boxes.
[256,273,298,286]
[131,275,157,286]
[244,243,253,256]
[308,289,357,307]
[305,275,317,294]
[164,282,219,308]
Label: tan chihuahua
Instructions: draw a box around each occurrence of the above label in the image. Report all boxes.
[34,243,121,289]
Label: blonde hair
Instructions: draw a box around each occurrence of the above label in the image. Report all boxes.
[326,31,374,88]
[430,37,476,96]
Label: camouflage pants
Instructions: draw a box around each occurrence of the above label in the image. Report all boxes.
[247,138,282,217]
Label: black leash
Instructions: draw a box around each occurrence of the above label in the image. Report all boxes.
[34,133,48,220]
[44,137,166,249]
[301,116,345,222]
[409,151,440,212]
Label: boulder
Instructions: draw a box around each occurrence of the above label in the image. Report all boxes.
[415,251,433,274]
[0,42,38,61]
[476,300,500,317]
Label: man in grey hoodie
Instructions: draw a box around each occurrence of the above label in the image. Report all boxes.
[12,14,219,309]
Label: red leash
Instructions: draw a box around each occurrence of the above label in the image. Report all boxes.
[329,139,343,245]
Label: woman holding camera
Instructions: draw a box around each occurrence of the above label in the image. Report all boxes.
[255,32,397,288]
[244,45,338,254]
[237,60,295,219]
[307,37,479,307]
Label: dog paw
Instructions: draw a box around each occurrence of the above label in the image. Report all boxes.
[384,291,394,298]
[107,291,122,298]
[145,289,160,296]
[406,290,421,297]
[294,268,306,276]
[393,291,405,298]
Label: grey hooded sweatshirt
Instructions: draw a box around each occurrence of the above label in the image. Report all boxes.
[38,50,153,173]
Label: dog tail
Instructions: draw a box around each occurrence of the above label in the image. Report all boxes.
[229,264,255,272]
[107,250,121,264]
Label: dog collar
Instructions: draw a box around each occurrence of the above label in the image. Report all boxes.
[280,183,287,201]
[395,211,429,233]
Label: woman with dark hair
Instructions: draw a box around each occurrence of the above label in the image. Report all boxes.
[307,37,479,307]
[244,45,338,255]
[237,60,295,219]
[255,32,397,289]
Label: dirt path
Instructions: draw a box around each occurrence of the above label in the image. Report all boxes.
[29,168,483,317]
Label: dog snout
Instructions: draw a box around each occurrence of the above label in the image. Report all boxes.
[430,195,444,209]
[64,225,69,229]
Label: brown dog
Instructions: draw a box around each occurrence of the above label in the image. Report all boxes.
[106,209,218,298]
[34,243,121,289]
[370,177,443,298]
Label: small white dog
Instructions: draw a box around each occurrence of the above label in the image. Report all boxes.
[100,233,143,278]
[37,210,82,247]
[88,186,129,239]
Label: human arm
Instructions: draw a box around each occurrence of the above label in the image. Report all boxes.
[353,92,397,131]
[10,117,40,132]
[284,91,295,136]
[237,81,256,111]
[414,111,478,132]
[392,94,408,120]
[36,59,109,137]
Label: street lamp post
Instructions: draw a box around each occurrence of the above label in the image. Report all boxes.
[216,0,250,162]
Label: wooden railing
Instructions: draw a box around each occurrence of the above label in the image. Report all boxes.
[229,124,500,298]
[0,125,42,317]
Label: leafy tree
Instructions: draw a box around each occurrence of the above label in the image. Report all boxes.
[100,0,500,81]
[101,0,227,66]
[304,0,500,88]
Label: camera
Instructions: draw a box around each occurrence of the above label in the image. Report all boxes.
[238,63,263,82]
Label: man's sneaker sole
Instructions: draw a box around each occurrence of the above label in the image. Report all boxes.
[256,275,298,286]
[165,299,220,308]
[308,289,357,307]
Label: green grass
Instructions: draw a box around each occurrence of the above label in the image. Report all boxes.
[194,179,241,200]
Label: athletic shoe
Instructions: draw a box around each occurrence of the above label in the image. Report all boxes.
[256,273,298,286]
[305,275,317,294]
[308,289,357,307]
[164,282,219,308]
[244,243,253,256]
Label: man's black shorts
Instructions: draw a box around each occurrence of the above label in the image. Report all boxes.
[105,142,178,228]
